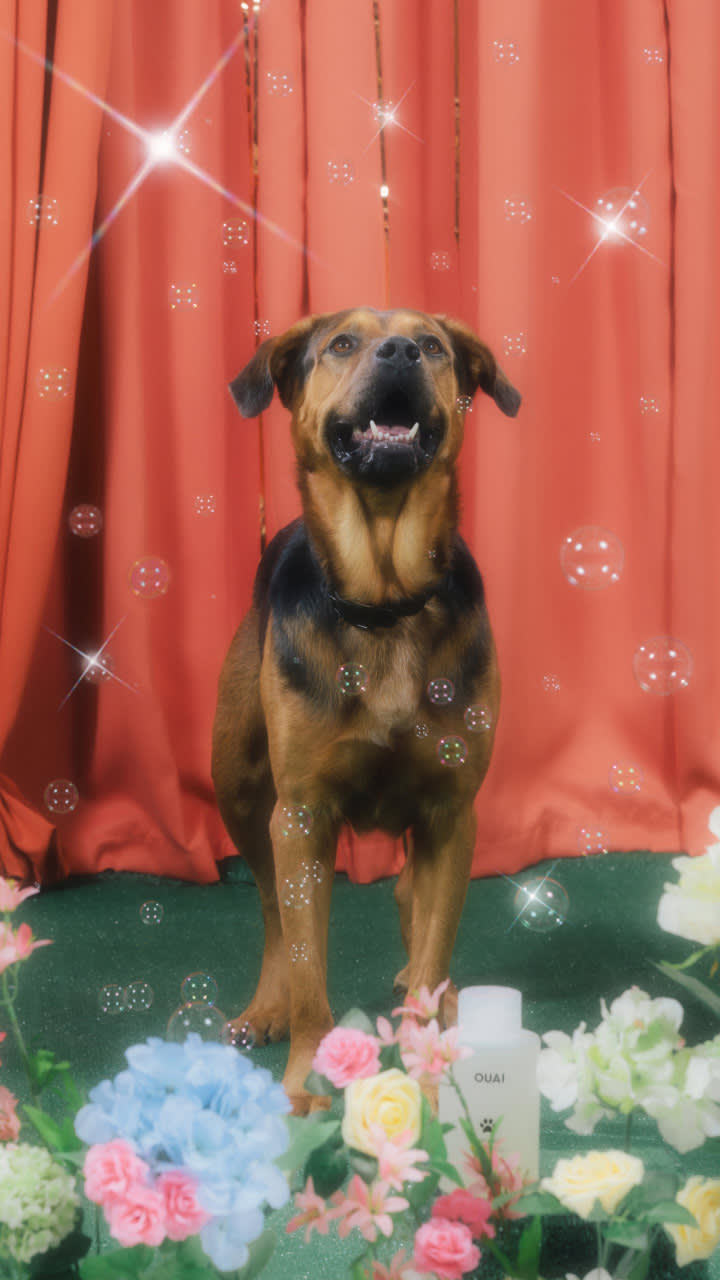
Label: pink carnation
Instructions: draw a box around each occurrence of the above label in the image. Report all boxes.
[106,1183,167,1247]
[83,1140,150,1205]
[312,1026,381,1087]
[156,1170,212,1240]
[432,1188,495,1240]
[0,1085,20,1141]
[413,1216,481,1280]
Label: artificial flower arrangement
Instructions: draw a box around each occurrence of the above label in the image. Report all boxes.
[0,812,718,1280]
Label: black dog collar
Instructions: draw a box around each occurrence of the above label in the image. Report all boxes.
[327,584,438,631]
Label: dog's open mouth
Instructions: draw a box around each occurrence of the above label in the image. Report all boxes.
[326,402,444,482]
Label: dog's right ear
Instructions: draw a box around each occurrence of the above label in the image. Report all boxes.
[229,316,318,417]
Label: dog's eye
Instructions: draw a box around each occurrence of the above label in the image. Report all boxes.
[421,336,444,356]
[328,334,355,355]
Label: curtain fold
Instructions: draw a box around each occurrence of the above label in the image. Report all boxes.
[1,0,717,885]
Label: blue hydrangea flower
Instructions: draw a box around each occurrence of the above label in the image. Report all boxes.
[75,1034,292,1271]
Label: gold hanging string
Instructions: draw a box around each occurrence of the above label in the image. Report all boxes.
[240,1,266,551]
[372,0,392,307]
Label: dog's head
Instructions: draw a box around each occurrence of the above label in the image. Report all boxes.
[230,308,520,487]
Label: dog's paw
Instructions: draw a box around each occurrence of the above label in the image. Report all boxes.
[392,964,410,994]
[227,1003,290,1047]
[288,1092,333,1117]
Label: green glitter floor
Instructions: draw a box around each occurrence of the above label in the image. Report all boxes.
[6,853,720,1279]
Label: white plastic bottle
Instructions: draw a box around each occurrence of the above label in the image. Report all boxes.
[438,986,540,1184]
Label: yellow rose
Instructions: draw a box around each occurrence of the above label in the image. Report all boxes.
[541,1150,644,1219]
[342,1068,422,1155]
[665,1176,720,1265]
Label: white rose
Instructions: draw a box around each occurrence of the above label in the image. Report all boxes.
[657,847,720,946]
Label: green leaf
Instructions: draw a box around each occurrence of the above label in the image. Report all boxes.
[512,1189,569,1217]
[427,1158,464,1187]
[625,1251,651,1280]
[28,1216,92,1278]
[516,1216,542,1278]
[379,1041,404,1072]
[22,1105,83,1154]
[654,961,720,1017]
[406,1168,440,1214]
[584,1198,610,1223]
[604,1221,649,1250]
[337,1008,376,1036]
[644,1202,698,1227]
[302,1068,337,1096]
[663,945,715,972]
[349,1259,370,1280]
[305,1137,349,1198]
[276,1114,341,1173]
[348,1149,379,1184]
[79,1245,153,1278]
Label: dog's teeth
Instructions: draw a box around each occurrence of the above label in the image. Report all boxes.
[370,421,382,440]
[408,423,419,440]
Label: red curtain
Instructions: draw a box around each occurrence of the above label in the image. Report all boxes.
[1,0,718,885]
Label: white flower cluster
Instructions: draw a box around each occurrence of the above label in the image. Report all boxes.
[0,1142,79,1264]
[538,986,720,1153]
[657,808,720,947]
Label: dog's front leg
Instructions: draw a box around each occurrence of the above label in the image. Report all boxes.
[270,800,340,1113]
[406,805,477,1027]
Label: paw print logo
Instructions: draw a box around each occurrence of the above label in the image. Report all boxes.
[479,1117,495,1135]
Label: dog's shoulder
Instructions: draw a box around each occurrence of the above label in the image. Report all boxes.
[439,535,486,618]
[253,518,334,648]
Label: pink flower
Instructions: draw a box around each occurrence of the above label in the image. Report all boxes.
[106,1183,167,1247]
[286,1177,337,1242]
[156,1170,212,1240]
[0,879,40,913]
[400,1019,471,1081]
[432,1188,495,1240]
[465,1144,526,1217]
[83,1140,151,1205]
[0,922,52,974]
[372,1125,429,1191]
[370,1248,414,1278]
[393,980,450,1023]
[413,1216,481,1279]
[312,1026,381,1087]
[331,1175,409,1243]
[0,1085,20,1141]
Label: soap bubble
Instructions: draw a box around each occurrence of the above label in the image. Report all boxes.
[167,1003,228,1043]
[139,900,164,925]
[124,981,154,1011]
[129,557,171,598]
[99,984,125,1015]
[181,973,218,1005]
[436,736,467,768]
[633,636,692,695]
[427,678,455,706]
[83,652,114,684]
[336,663,369,696]
[464,705,492,733]
[278,805,313,837]
[43,779,79,815]
[222,1021,256,1050]
[414,721,429,739]
[513,877,569,931]
[577,827,610,856]
[560,527,624,589]
[609,762,643,796]
[68,504,103,537]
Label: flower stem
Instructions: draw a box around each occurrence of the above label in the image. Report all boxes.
[1,966,33,1085]
[624,1110,633,1153]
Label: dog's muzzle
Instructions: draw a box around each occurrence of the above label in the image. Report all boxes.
[325,337,445,484]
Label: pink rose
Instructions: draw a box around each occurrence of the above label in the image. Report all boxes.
[413,1216,481,1280]
[0,1085,20,1141]
[432,1188,495,1240]
[83,1140,150,1205]
[156,1170,212,1240]
[312,1027,381,1087]
[106,1183,167,1247]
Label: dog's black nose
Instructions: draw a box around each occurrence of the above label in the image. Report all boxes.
[375,337,421,369]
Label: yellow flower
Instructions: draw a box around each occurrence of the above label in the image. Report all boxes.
[342,1068,422,1155]
[541,1150,644,1219]
[665,1176,720,1265]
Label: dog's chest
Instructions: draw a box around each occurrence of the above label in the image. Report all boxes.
[341,639,424,745]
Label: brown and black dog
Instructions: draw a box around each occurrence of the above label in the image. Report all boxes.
[212,308,520,1111]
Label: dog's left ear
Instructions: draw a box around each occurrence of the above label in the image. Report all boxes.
[229,316,318,417]
[436,316,521,418]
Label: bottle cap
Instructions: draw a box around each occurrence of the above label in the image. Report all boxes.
[458,985,523,1043]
